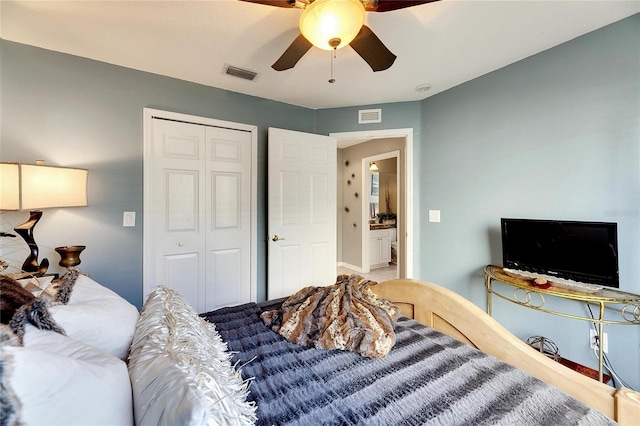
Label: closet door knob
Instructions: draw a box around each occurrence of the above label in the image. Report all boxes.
[178,242,185,247]
[271,235,285,242]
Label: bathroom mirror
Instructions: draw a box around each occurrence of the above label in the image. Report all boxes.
[371,172,379,196]
[369,171,379,219]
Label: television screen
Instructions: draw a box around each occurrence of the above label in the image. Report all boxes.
[501,218,619,288]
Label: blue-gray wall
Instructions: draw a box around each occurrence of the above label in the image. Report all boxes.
[0,40,316,305]
[316,14,639,389]
[415,13,639,390]
[1,13,638,389]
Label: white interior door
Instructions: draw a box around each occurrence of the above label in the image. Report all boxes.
[145,111,255,313]
[267,127,337,300]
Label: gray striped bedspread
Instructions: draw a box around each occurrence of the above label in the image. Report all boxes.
[202,300,615,426]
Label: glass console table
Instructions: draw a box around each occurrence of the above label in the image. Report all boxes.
[484,265,640,382]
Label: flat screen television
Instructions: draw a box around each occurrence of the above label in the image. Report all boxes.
[501,218,619,288]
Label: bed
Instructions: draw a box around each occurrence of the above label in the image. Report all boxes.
[3,272,638,425]
[198,278,639,425]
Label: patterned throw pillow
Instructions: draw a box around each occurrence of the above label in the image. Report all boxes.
[17,275,58,298]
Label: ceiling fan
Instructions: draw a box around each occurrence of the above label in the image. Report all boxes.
[240,0,439,72]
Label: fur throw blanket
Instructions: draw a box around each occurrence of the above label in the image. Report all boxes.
[260,274,401,358]
[0,268,83,345]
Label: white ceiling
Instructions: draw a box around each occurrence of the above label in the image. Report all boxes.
[2,0,639,109]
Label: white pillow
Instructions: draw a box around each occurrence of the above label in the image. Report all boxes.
[128,286,256,426]
[4,326,133,426]
[45,274,139,360]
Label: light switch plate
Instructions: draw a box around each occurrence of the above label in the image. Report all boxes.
[123,211,136,227]
[428,210,441,223]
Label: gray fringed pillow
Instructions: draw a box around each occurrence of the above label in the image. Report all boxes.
[129,286,256,425]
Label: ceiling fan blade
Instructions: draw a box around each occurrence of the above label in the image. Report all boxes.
[240,0,438,11]
[238,0,296,8]
[366,0,440,12]
[349,25,396,72]
[272,34,313,71]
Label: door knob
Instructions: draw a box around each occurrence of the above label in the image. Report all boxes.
[271,235,285,242]
[178,242,184,247]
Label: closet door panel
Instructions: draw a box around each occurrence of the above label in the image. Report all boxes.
[149,119,207,312]
[205,126,252,311]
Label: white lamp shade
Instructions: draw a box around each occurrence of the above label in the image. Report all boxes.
[299,0,365,50]
[0,162,88,211]
[0,163,20,210]
[21,164,88,210]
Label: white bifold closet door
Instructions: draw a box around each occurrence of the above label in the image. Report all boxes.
[148,118,252,313]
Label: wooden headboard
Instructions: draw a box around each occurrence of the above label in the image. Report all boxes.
[371,278,640,424]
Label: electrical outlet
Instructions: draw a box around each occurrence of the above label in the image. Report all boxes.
[589,329,608,353]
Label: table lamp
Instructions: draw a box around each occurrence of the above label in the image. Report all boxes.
[0,161,88,275]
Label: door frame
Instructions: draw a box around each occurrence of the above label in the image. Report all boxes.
[362,150,400,273]
[142,108,258,302]
[330,128,415,278]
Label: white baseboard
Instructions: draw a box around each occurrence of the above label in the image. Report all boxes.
[337,262,365,273]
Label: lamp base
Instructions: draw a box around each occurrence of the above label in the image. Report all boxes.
[55,246,86,268]
[14,210,49,275]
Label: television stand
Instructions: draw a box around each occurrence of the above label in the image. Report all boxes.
[484,265,640,383]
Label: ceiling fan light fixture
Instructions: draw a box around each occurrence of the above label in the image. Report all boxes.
[299,0,365,51]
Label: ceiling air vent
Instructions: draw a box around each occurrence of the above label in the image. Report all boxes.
[358,109,382,124]
[223,64,260,82]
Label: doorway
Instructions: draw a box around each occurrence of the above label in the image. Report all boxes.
[330,128,414,279]
[363,151,400,276]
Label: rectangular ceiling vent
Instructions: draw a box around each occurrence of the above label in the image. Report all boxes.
[223,64,260,82]
[358,108,382,124]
